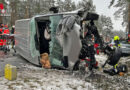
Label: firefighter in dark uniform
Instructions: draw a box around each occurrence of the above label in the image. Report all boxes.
[73,20,103,71]
[11,25,15,49]
[84,20,102,70]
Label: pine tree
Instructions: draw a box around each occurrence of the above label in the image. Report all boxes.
[98,15,113,38]
[109,0,130,35]
[55,0,76,12]
[76,0,95,12]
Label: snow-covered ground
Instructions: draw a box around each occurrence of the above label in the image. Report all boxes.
[0,53,130,90]
[0,64,95,90]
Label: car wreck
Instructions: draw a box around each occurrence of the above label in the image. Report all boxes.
[15,8,99,67]
[15,8,127,76]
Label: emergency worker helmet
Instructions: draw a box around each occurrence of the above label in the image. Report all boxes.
[114,36,120,41]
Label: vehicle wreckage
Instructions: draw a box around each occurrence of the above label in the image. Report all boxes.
[15,8,127,75]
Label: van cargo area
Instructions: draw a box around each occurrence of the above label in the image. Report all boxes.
[15,15,63,66]
[36,20,50,54]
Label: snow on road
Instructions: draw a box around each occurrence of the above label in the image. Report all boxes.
[0,64,95,90]
[0,53,130,90]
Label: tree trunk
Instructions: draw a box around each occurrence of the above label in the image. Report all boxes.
[0,16,2,23]
[24,1,29,19]
[10,1,17,26]
[25,6,29,18]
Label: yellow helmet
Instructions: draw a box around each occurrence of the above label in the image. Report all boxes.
[114,36,120,41]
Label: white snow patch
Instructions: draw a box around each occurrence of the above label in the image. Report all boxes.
[0,64,95,90]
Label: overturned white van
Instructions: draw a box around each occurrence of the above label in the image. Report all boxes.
[15,10,99,68]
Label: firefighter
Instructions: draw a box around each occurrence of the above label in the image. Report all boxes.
[11,25,15,49]
[113,35,120,48]
[11,25,15,34]
[85,20,102,70]
[73,20,101,71]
